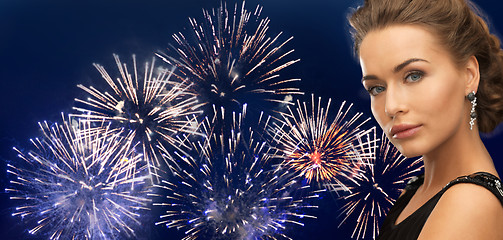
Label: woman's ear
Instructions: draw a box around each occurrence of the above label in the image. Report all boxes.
[465,55,480,95]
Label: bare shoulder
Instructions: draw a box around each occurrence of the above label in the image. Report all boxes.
[418,183,503,240]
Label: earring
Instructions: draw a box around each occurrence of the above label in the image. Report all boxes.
[467,91,477,130]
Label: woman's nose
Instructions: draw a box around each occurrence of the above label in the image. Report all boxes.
[384,86,407,118]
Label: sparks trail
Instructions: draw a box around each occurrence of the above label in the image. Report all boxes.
[333,130,423,240]
[157,1,303,116]
[73,54,202,182]
[270,94,370,187]
[6,115,151,240]
[151,105,322,240]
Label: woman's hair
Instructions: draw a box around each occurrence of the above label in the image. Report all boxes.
[349,0,503,133]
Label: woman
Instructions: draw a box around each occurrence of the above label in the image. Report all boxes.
[348,0,503,239]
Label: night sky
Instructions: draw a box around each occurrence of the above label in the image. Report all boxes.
[0,0,502,239]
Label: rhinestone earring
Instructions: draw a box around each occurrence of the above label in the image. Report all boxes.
[467,91,477,130]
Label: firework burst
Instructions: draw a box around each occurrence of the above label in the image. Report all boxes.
[270,95,370,186]
[157,1,303,115]
[73,54,202,181]
[5,115,151,240]
[151,105,322,240]
[334,130,423,240]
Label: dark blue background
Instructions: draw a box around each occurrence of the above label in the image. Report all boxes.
[0,0,501,239]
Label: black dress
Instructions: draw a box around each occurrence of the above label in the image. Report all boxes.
[377,172,503,240]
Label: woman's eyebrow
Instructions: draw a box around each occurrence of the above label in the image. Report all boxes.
[361,58,429,83]
[361,75,378,83]
[393,58,429,73]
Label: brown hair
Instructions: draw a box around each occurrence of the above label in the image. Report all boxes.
[349,0,503,133]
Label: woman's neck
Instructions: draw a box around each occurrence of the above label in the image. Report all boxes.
[421,126,497,193]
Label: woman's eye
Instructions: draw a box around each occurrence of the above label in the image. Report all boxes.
[405,71,423,82]
[367,86,386,96]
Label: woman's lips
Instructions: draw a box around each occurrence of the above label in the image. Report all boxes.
[390,124,422,139]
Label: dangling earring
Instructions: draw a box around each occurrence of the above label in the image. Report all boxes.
[467,91,477,130]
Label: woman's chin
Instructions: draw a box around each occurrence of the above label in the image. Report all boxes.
[394,144,424,159]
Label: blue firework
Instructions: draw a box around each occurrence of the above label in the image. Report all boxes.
[157,1,303,116]
[6,115,151,240]
[151,105,322,240]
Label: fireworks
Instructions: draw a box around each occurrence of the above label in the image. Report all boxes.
[334,130,423,240]
[157,1,303,115]
[3,1,418,239]
[151,105,322,240]
[73,54,202,181]
[5,115,151,240]
[270,95,370,186]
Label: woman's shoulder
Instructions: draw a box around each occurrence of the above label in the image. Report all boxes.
[444,172,503,204]
[417,172,503,240]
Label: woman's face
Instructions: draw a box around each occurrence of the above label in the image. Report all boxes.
[359,25,472,157]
